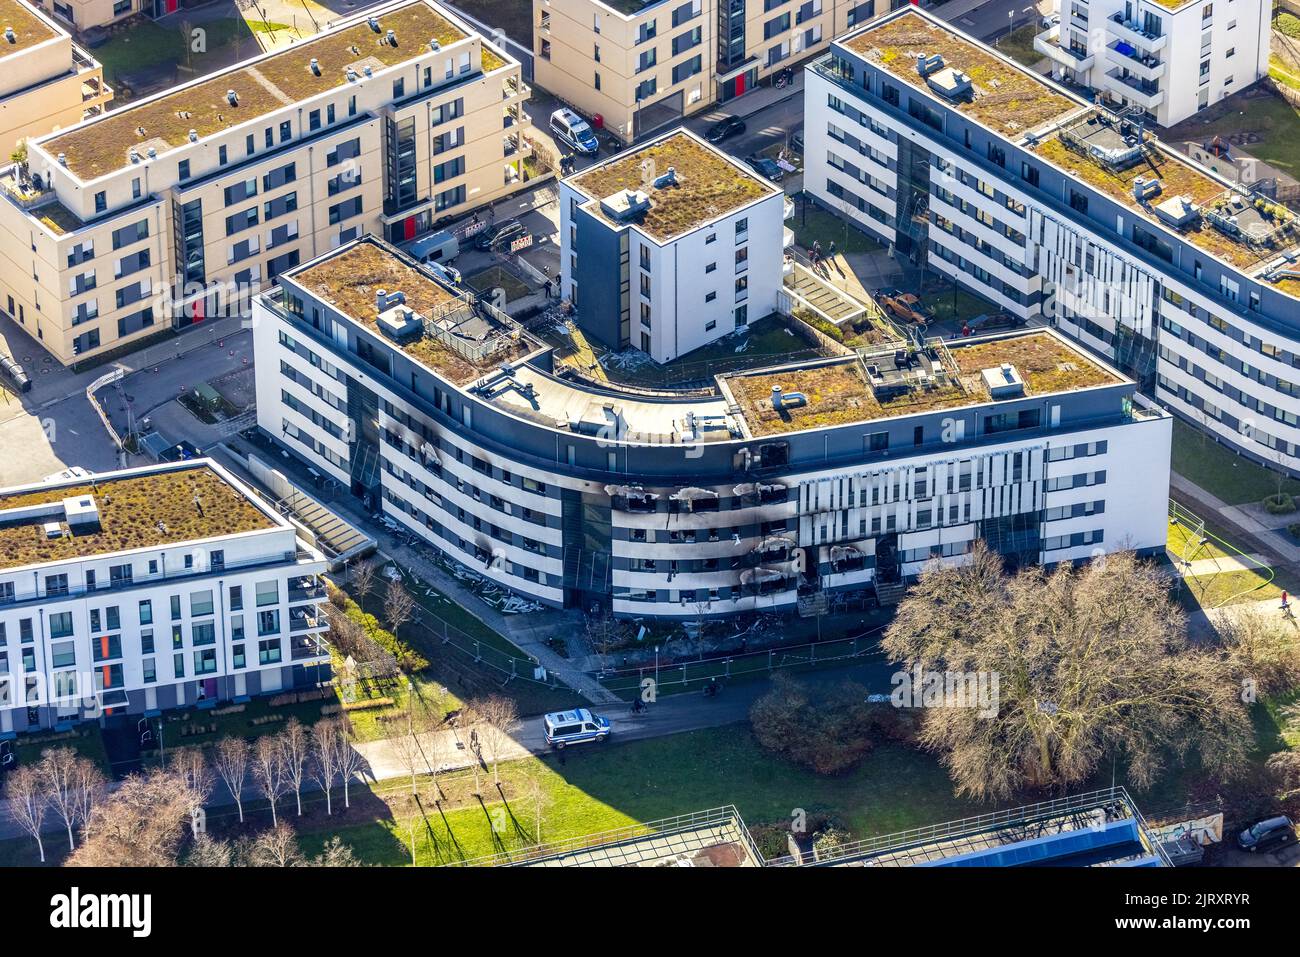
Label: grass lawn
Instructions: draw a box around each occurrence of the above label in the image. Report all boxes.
[793,201,883,254]
[995,23,1045,70]
[11,724,110,771]
[668,314,817,370]
[925,284,1000,325]
[1178,567,1281,610]
[1166,88,1300,178]
[1170,417,1300,505]
[466,266,531,302]
[442,0,533,45]
[1167,516,1230,562]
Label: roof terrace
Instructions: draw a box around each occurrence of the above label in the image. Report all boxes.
[567,130,776,242]
[1034,112,1300,273]
[286,238,534,386]
[841,9,1082,140]
[39,0,470,180]
[0,462,278,572]
[0,0,58,57]
[723,330,1118,437]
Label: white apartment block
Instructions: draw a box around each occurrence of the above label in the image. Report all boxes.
[0,0,111,159]
[560,128,788,363]
[254,236,1169,621]
[0,0,530,367]
[0,460,328,736]
[805,8,1300,476]
[1034,0,1270,127]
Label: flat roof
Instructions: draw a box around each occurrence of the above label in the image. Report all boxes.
[724,330,1119,437]
[567,130,777,242]
[1033,113,1300,273]
[0,462,279,572]
[0,0,59,58]
[841,9,1082,140]
[287,238,533,386]
[40,0,469,180]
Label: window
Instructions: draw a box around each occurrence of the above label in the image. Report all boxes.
[49,612,74,639]
[256,581,278,607]
[258,638,282,664]
[94,192,106,214]
[258,609,280,637]
[190,590,214,617]
[230,585,243,611]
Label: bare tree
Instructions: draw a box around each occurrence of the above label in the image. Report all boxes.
[350,560,380,605]
[521,771,552,845]
[310,719,342,815]
[213,737,250,824]
[68,769,200,867]
[584,610,623,666]
[883,543,1254,800]
[459,704,484,796]
[279,720,311,817]
[333,731,366,809]
[40,747,106,852]
[390,711,433,796]
[185,834,234,867]
[251,736,287,827]
[384,579,417,642]
[241,822,304,867]
[312,836,360,866]
[171,746,213,806]
[6,765,49,863]
[472,695,520,787]
[1216,605,1300,696]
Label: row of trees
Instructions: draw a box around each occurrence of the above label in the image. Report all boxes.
[6,748,108,863]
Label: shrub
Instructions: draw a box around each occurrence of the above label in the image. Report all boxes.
[1278,12,1300,38]
[750,674,877,774]
[1264,493,1296,514]
[325,582,429,672]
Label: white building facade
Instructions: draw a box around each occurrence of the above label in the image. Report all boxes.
[1034,0,1271,127]
[0,460,329,736]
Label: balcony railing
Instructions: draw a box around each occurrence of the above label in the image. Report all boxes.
[1105,13,1168,52]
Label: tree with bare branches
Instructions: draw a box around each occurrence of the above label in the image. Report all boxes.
[310,719,343,815]
[252,736,287,827]
[521,771,552,845]
[213,737,250,824]
[459,704,484,796]
[241,821,305,867]
[333,731,366,809]
[472,695,519,787]
[6,765,49,863]
[350,559,380,605]
[1215,605,1300,697]
[185,834,235,867]
[384,579,417,643]
[390,710,434,796]
[171,746,213,806]
[279,720,311,817]
[40,747,107,852]
[68,769,200,867]
[883,543,1254,801]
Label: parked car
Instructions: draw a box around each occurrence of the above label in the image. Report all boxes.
[407,228,459,266]
[744,154,784,181]
[1040,12,1060,28]
[549,108,600,155]
[543,708,611,749]
[961,312,1026,335]
[1237,815,1296,852]
[790,130,805,154]
[474,219,526,251]
[706,115,746,142]
[425,260,462,285]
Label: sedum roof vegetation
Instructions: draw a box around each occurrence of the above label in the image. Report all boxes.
[730,332,1116,436]
[1032,134,1294,272]
[0,464,277,571]
[290,240,528,384]
[41,1,468,180]
[569,131,774,241]
[843,10,1081,139]
[0,0,58,56]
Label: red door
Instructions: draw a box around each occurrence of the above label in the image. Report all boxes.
[735,73,746,96]
[166,0,178,12]
[190,299,205,324]
[404,217,417,241]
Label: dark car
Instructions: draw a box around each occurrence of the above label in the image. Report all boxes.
[1237,815,1296,853]
[706,115,746,142]
[474,219,526,251]
[962,312,1027,335]
[744,155,784,182]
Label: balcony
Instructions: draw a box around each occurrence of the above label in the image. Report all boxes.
[503,76,531,101]
[1034,26,1095,72]
[503,104,530,129]
[1101,68,1165,109]
[1104,41,1166,82]
[287,576,325,603]
[1105,13,1168,53]
[289,610,326,634]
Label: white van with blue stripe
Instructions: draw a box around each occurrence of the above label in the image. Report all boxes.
[543,708,611,749]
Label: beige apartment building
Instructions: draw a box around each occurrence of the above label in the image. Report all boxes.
[0,0,111,159]
[534,0,895,141]
[29,0,139,33]
[0,0,530,366]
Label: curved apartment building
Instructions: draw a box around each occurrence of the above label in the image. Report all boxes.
[254,234,1169,619]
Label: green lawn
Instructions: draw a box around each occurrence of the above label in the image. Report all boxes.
[466,266,531,302]
[1167,516,1230,562]
[995,23,1045,70]
[793,201,883,255]
[1170,417,1300,505]
[925,284,1001,325]
[1167,89,1300,178]
[11,724,109,771]
[668,314,819,371]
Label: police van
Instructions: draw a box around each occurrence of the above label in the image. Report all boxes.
[543,708,611,749]
[549,108,600,155]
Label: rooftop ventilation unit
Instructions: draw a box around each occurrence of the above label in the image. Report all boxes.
[1154,194,1199,228]
[227,89,239,106]
[188,129,198,142]
[63,495,100,530]
[1132,176,1161,202]
[310,58,321,75]
[363,65,373,77]
[386,29,397,45]
[368,16,380,32]
[653,166,677,189]
[770,385,808,410]
[599,188,651,221]
[429,39,440,51]
[346,68,358,81]
[57,153,67,166]
[925,67,972,101]
[146,147,157,159]
[4,27,14,44]
[375,288,407,312]
[377,304,423,341]
[981,363,1025,399]
[43,521,62,540]
[916,52,945,77]
[129,150,141,163]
